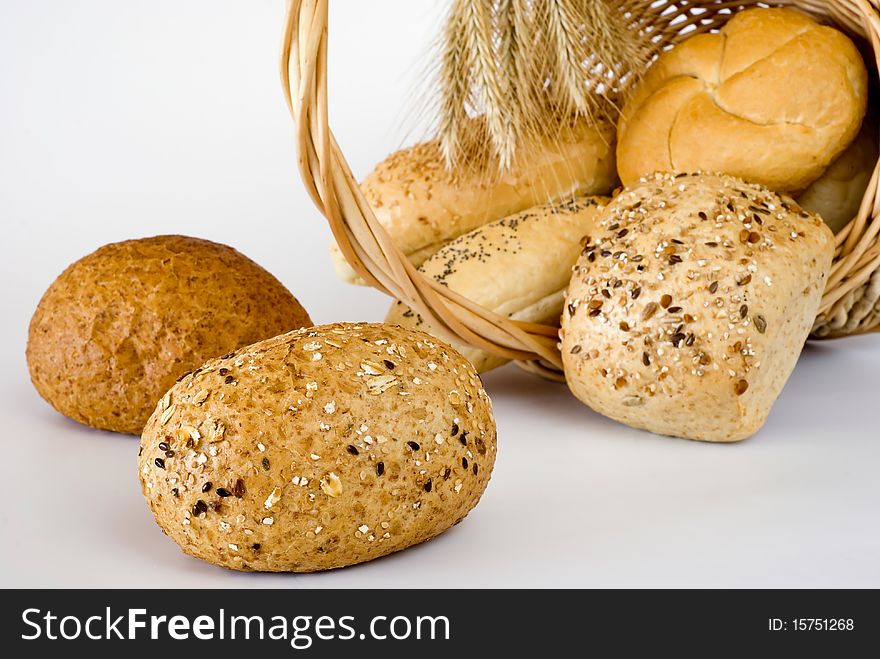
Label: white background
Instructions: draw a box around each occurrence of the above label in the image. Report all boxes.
[1,0,878,588]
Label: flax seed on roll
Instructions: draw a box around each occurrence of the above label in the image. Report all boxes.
[561,173,834,442]
[616,8,868,193]
[386,196,607,372]
[331,116,618,283]
[139,322,497,572]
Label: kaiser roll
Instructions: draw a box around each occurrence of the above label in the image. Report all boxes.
[617,8,868,192]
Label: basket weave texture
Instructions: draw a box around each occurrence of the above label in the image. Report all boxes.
[280,0,880,378]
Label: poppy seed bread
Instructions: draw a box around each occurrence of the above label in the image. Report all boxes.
[386,196,607,372]
[27,235,311,434]
[138,322,497,572]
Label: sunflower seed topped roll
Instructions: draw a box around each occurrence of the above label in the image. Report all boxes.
[561,173,834,442]
[139,322,497,572]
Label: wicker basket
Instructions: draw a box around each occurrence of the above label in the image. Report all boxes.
[280,0,880,379]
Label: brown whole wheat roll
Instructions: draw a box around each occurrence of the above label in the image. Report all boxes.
[139,322,497,572]
[27,235,311,434]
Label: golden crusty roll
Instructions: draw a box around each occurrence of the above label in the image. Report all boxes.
[562,173,834,442]
[27,236,311,435]
[797,116,878,234]
[139,322,496,572]
[386,196,606,372]
[332,117,617,283]
[616,8,868,192]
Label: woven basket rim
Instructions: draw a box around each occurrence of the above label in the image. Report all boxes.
[280,0,880,377]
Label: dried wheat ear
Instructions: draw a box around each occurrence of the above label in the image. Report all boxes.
[437,0,646,171]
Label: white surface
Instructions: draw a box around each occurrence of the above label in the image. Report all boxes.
[1,0,878,589]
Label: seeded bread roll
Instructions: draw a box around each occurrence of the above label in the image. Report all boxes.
[27,236,311,435]
[139,322,497,572]
[797,117,878,234]
[332,117,618,283]
[386,196,607,372]
[561,173,834,442]
[617,8,868,192]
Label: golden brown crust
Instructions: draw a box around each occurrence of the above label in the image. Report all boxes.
[138,322,497,572]
[617,8,868,192]
[561,173,834,442]
[27,235,311,434]
[332,117,618,283]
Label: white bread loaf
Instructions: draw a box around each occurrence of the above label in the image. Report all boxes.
[387,196,607,372]
[616,8,868,192]
[332,118,617,283]
[561,173,834,442]
[797,117,878,234]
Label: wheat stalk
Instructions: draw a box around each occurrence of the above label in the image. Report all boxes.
[438,0,647,171]
[494,0,522,168]
[508,0,551,144]
[582,0,646,104]
[462,0,519,170]
[544,0,591,117]
[438,3,471,168]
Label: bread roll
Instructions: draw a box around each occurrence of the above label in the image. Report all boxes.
[797,117,878,234]
[332,117,618,283]
[27,236,311,434]
[139,322,496,572]
[386,196,607,372]
[617,8,868,192]
[561,173,834,442]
